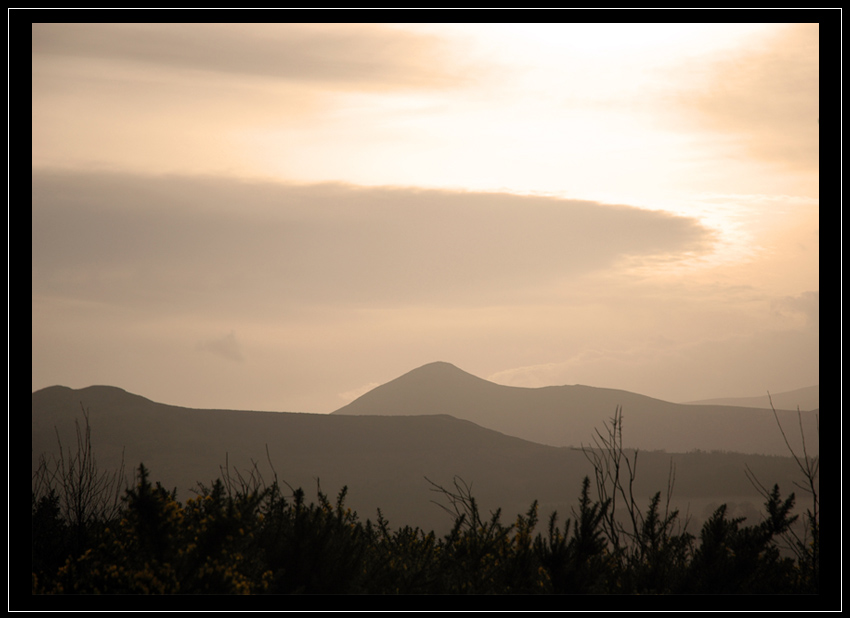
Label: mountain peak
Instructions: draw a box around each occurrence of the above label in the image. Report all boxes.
[330,361,819,455]
[401,361,486,381]
[418,361,461,370]
[332,361,499,417]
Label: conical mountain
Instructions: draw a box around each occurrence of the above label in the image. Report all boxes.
[334,362,509,417]
[332,362,818,456]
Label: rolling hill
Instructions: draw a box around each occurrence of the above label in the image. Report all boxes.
[332,362,819,457]
[683,385,819,411]
[32,384,595,534]
[33,381,814,535]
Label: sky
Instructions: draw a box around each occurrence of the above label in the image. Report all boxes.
[31,22,819,413]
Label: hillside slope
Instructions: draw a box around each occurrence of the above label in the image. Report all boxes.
[332,362,819,456]
[683,385,818,411]
[33,383,809,535]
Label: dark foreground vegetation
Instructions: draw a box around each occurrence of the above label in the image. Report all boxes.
[32,407,818,595]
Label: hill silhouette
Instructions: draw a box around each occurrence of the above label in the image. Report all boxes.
[683,385,818,411]
[32,384,592,534]
[332,362,819,456]
[32,382,810,535]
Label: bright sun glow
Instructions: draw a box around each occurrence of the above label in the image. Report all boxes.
[32,22,818,412]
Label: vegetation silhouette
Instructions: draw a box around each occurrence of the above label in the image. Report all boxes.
[31,403,819,594]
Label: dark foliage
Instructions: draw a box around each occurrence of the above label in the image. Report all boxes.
[32,406,820,594]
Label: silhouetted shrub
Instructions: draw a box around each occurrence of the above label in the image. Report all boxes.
[32,404,820,595]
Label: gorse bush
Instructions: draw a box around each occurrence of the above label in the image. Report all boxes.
[32,407,819,594]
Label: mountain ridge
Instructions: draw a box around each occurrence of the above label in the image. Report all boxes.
[331,362,819,456]
[682,385,819,411]
[31,383,608,534]
[32,381,815,535]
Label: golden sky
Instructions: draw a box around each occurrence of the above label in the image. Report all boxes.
[32,23,818,412]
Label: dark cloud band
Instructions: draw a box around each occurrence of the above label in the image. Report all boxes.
[32,170,714,313]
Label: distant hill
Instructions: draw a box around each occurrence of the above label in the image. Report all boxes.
[332,362,819,457]
[31,385,575,534]
[683,385,819,411]
[32,383,810,535]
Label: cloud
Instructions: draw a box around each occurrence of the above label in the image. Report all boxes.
[195,331,244,362]
[31,23,462,91]
[488,322,819,404]
[31,24,484,175]
[667,23,818,172]
[32,170,715,315]
[771,290,819,329]
[338,382,382,404]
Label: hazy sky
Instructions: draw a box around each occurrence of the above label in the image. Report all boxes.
[32,23,819,413]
